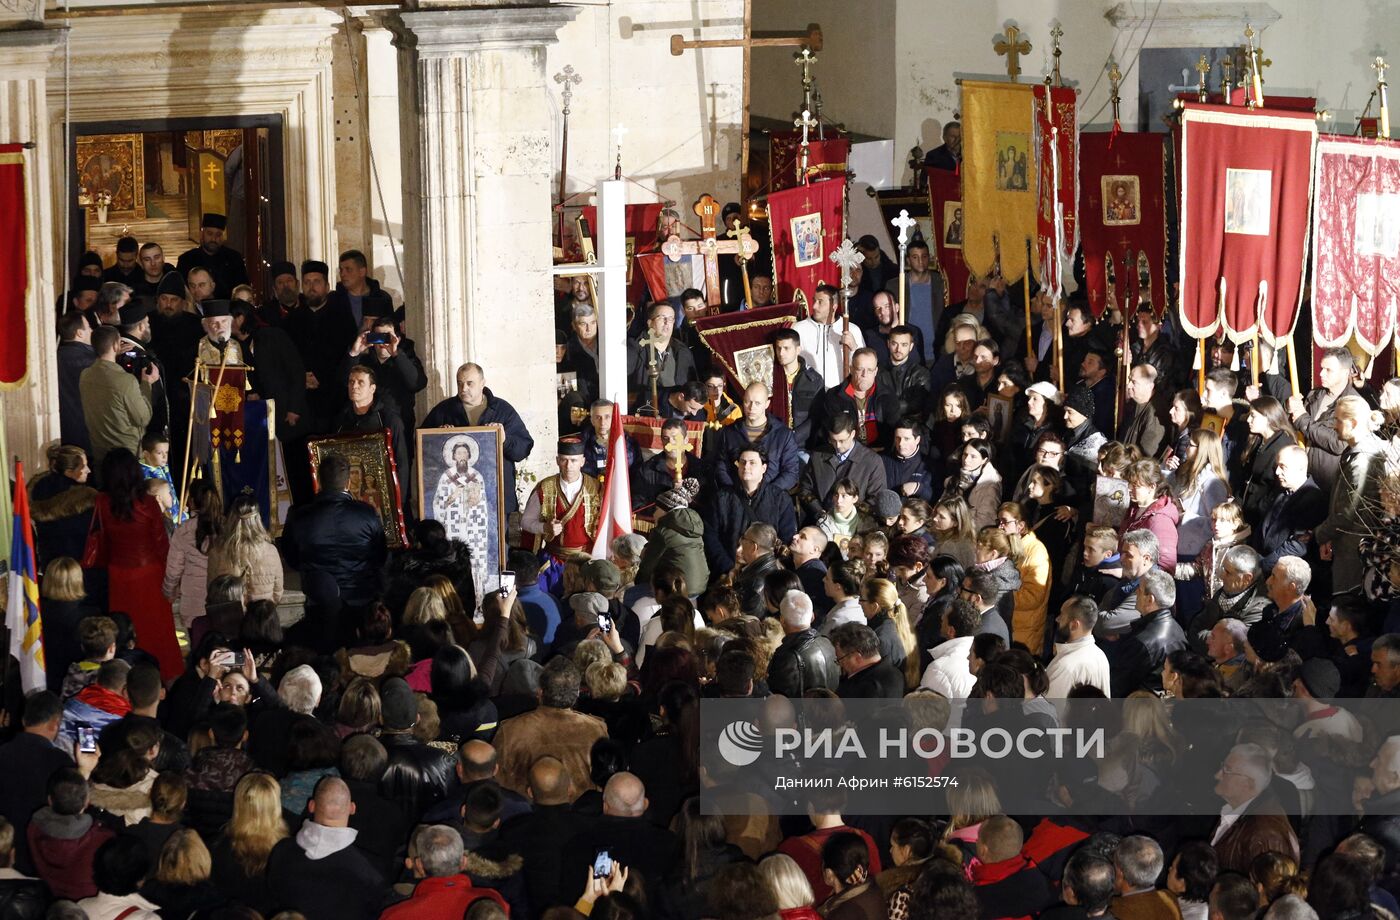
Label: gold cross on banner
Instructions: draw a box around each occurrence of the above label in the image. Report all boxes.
[203,160,219,189]
[995,25,1032,81]
[661,194,760,307]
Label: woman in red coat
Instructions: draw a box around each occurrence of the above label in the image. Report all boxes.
[90,449,183,679]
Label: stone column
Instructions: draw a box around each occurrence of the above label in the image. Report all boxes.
[389,3,578,505]
[0,24,63,471]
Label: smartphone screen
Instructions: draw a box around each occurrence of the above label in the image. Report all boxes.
[77,725,97,754]
[596,613,613,634]
[498,570,516,595]
[592,849,612,879]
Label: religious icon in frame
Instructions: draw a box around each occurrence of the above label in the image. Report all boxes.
[1200,412,1227,438]
[418,427,506,604]
[983,393,1014,441]
[1224,168,1272,236]
[995,132,1030,192]
[943,202,964,248]
[1102,176,1141,226]
[307,430,407,549]
[734,344,775,391]
[790,212,824,267]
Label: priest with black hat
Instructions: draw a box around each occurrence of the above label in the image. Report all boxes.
[77,250,105,280]
[148,273,204,413]
[261,259,302,327]
[115,295,169,436]
[285,258,358,430]
[176,212,249,298]
[196,299,244,368]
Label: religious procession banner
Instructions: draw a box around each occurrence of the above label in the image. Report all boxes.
[693,302,801,417]
[767,178,845,309]
[0,145,29,389]
[1179,104,1316,344]
[769,133,850,193]
[961,80,1038,282]
[1034,84,1078,296]
[1312,136,1400,356]
[925,167,968,303]
[1080,131,1169,319]
[580,202,662,305]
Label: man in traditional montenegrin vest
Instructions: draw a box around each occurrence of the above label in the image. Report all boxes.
[521,437,601,555]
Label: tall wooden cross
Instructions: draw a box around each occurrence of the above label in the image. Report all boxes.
[891,209,916,325]
[995,25,1031,82]
[662,193,761,307]
[671,0,822,194]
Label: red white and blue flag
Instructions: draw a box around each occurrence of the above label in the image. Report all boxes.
[7,460,44,692]
[590,403,633,559]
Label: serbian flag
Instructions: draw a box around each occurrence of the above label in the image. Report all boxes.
[1034,84,1078,293]
[961,81,1038,282]
[1080,132,1169,319]
[1179,104,1317,343]
[1312,136,1400,356]
[925,167,969,303]
[767,178,845,309]
[590,402,633,559]
[0,145,28,388]
[7,461,45,693]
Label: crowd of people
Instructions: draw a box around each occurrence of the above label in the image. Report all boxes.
[7,201,1400,920]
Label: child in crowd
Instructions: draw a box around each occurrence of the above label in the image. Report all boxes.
[140,432,185,527]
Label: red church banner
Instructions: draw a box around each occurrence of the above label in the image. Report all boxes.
[769,132,850,193]
[1034,84,1078,293]
[580,202,663,306]
[693,302,801,416]
[1079,131,1169,319]
[1179,105,1316,343]
[1312,136,1400,355]
[767,178,845,309]
[925,166,969,302]
[0,145,28,389]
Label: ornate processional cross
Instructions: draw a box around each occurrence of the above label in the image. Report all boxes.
[995,25,1032,82]
[891,209,917,325]
[661,194,761,307]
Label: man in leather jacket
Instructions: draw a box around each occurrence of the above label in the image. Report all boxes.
[280,453,387,610]
[732,523,783,617]
[378,678,455,823]
[768,591,839,697]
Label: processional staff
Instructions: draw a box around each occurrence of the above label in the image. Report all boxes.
[890,210,915,327]
[830,238,863,379]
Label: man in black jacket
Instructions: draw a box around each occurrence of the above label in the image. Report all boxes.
[284,260,358,430]
[815,348,901,450]
[0,693,78,875]
[832,623,905,699]
[872,323,931,419]
[1107,569,1186,698]
[376,678,455,823]
[731,523,784,617]
[499,755,587,914]
[333,364,411,500]
[1256,445,1327,570]
[55,311,95,453]
[768,591,840,697]
[267,777,386,920]
[798,413,888,522]
[338,308,427,454]
[560,772,680,909]
[280,454,387,609]
[772,329,825,449]
[176,213,249,299]
[422,362,535,514]
[703,447,797,574]
[712,382,801,491]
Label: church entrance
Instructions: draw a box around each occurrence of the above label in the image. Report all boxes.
[69,114,285,299]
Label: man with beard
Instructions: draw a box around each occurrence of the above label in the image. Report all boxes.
[147,273,203,474]
[176,213,248,298]
[101,236,142,287]
[130,242,176,298]
[115,296,169,438]
[230,299,312,500]
[259,261,302,327]
[195,300,244,368]
[285,259,358,430]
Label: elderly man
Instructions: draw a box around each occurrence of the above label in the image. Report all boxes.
[267,777,385,920]
[919,597,981,699]
[1358,736,1400,864]
[1260,556,1311,637]
[177,213,248,298]
[194,299,242,367]
[1096,529,1161,639]
[794,284,865,389]
[816,347,900,449]
[1257,445,1327,570]
[929,314,983,397]
[380,825,508,919]
[421,363,534,514]
[1109,836,1179,920]
[494,658,607,798]
[1368,635,1400,699]
[1117,364,1166,457]
[1189,544,1270,651]
[1211,743,1299,872]
[1108,569,1186,697]
[714,381,801,491]
[768,591,840,698]
[1207,618,1253,693]
[798,412,887,522]
[562,303,601,400]
[832,623,904,699]
[1289,346,1363,494]
[79,325,157,467]
[1045,596,1111,698]
[925,120,962,171]
[523,438,600,556]
[731,522,783,617]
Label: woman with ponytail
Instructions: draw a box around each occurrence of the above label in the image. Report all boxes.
[1316,395,1391,593]
[858,578,921,689]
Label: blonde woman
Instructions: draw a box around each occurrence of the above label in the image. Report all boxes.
[143,827,220,917]
[1317,395,1391,593]
[940,769,1001,862]
[39,557,99,693]
[209,773,287,913]
[929,497,976,569]
[402,587,448,626]
[858,578,921,690]
[208,495,284,604]
[1170,428,1231,566]
[422,573,477,645]
[1121,690,1182,771]
[996,502,1051,656]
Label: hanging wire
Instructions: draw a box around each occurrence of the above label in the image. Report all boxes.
[339,7,405,294]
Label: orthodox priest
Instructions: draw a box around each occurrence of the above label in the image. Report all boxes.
[522,437,600,556]
[177,213,249,299]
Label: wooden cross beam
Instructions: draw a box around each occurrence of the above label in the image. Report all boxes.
[670,0,822,196]
[662,194,761,307]
[994,25,1032,82]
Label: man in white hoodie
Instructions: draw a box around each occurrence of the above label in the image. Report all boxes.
[919,598,981,698]
[266,776,386,920]
[1046,596,1111,698]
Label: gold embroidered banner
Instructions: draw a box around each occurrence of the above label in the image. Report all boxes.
[961,80,1038,282]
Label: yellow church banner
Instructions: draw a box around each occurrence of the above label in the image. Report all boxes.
[961,80,1038,282]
